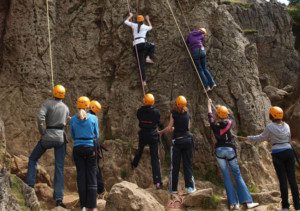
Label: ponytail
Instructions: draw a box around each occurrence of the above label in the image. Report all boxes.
[78,109,87,120]
[138,22,142,33]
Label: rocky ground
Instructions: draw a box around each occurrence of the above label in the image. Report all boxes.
[0,0,299,210]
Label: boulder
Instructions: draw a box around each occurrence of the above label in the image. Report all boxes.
[11,155,52,186]
[263,85,289,104]
[106,181,164,211]
[183,188,213,207]
[34,183,53,202]
[251,191,281,204]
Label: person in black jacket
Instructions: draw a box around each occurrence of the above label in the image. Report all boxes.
[131,93,162,189]
[89,100,105,196]
[207,99,258,210]
[159,96,196,194]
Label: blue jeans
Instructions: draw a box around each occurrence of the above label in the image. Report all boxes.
[27,141,66,201]
[215,147,252,205]
[192,48,216,88]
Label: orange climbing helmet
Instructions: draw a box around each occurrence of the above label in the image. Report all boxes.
[53,85,66,99]
[137,15,144,23]
[269,106,283,120]
[199,28,207,35]
[216,105,229,119]
[90,100,102,114]
[176,96,187,108]
[143,93,155,106]
[77,96,90,109]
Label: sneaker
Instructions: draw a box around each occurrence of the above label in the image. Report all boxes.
[146,56,154,64]
[211,84,217,90]
[155,183,162,190]
[247,202,259,209]
[229,204,239,210]
[170,190,178,194]
[205,87,211,92]
[82,207,87,211]
[56,200,67,208]
[186,187,196,194]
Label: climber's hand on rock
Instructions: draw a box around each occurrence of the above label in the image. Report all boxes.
[145,15,149,20]
[129,12,133,17]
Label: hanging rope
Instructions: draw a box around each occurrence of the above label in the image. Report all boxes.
[165,0,210,100]
[46,0,54,89]
[126,0,146,96]
[176,0,190,32]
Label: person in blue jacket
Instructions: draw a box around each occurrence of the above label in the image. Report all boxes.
[70,96,99,211]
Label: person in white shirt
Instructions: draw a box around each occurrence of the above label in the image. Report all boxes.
[124,13,155,86]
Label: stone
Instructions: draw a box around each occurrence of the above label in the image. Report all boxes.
[183,188,213,207]
[263,85,289,104]
[251,191,281,204]
[34,183,53,202]
[105,181,164,211]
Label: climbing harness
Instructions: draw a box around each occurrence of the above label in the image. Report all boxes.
[46,0,54,89]
[125,0,146,96]
[176,0,190,32]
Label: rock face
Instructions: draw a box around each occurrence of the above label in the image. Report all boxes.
[106,181,165,211]
[183,188,213,207]
[0,0,298,197]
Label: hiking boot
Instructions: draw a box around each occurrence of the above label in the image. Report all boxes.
[56,200,66,208]
[146,56,154,64]
[247,202,259,209]
[186,187,196,194]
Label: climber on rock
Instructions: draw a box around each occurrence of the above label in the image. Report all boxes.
[26,85,69,208]
[124,13,155,86]
[244,106,300,211]
[89,100,105,196]
[131,93,163,189]
[71,96,99,211]
[159,96,196,194]
[186,28,216,92]
[207,99,259,210]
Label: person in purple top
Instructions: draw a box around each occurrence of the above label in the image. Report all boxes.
[186,28,216,91]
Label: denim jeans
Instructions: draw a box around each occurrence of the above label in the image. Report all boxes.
[215,147,252,205]
[27,140,66,201]
[192,48,216,88]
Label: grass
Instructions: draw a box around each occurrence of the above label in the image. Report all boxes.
[201,194,222,209]
[120,167,129,179]
[243,28,258,35]
[247,183,258,193]
[10,174,29,211]
[222,0,252,9]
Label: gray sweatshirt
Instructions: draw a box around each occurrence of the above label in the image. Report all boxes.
[37,98,69,145]
[247,122,292,152]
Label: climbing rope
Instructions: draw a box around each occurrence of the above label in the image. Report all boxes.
[46,0,54,89]
[165,0,216,110]
[176,0,191,32]
[126,0,146,96]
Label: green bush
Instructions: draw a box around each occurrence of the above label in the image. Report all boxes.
[288,3,300,24]
[223,0,252,9]
[243,28,258,35]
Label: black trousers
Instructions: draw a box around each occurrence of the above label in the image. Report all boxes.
[133,42,155,82]
[96,155,104,194]
[272,149,300,210]
[132,133,162,184]
[73,146,97,209]
[170,137,195,192]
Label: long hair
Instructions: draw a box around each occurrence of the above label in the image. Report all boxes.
[138,22,142,33]
[78,109,87,120]
[176,106,188,114]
